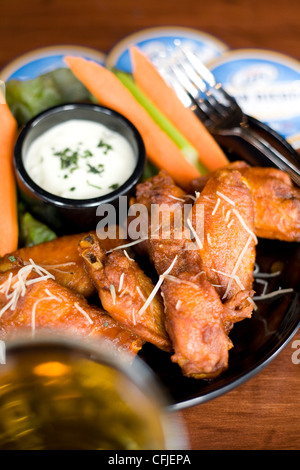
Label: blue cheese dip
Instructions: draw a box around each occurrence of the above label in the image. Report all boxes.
[24,119,137,199]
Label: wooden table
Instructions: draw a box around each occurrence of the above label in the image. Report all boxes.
[1,0,300,450]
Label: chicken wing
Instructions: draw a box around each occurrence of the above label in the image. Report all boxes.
[135,171,230,378]
[190,167,256,305]
[78,233,171,352]
[134,170,192,272]
[0,257,143,357]
[190,161,300,242]
[1,226,128,298]
[162,271,231,378]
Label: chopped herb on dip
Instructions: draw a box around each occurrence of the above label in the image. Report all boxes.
[24,120,136,199]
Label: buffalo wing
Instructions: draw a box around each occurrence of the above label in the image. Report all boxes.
[1,226,128,298]
[135,171,231,378]
[78,233,171,352]
[190,161,300,242]
[0,257,143,357]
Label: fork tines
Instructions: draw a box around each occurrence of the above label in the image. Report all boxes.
[155,47,232,127]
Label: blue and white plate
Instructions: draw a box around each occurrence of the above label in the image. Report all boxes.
[209,49,300,150]
[106,26,228,73]
[0,45,106,82]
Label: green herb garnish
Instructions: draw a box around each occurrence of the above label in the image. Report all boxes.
[86,180,102,190]
[54,147,79,171]
[87,163,104,174]
[69,187,76,191]
[8,256,16,262]
[97,139,113,154]
[109,183,120,190]
[83,149,93,158]
[53,146,94,173]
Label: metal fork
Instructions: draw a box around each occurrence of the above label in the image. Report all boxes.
[156,47,300,186]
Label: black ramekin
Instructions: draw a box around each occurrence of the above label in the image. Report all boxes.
[14,103,146,235]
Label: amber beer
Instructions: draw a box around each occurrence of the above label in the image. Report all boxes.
[0,337,183,450]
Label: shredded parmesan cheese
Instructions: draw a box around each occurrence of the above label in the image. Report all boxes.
[107,238,148,254]
[137,256,178,317]
[187,217,203,250]
[0,261,55,319]
[253,267,282,278]
[216,191,236,206]
[123,250,135,262]
[31,297,48,337]
[212,197,221,216]
[165,274,200,289]
[29,258,55,277]
[185,194,197,202]
[136,286,147,303]
[225,210,231,223]
[41,262,76,269]
[211,268,245,290]
[222,235,253,300]
[110,284,116,305]
[253,288,294,301]
[39,262,76,274]
[74,302,94,324]
[255,279,269,296]
[247,296,258,311]
[31,291,62,338]
[168,195,186,202]
[0,295,16,318]
[211,268,257,310]
[0,272,13,297]
[253,263,260,275]
[118,273,125,293]
[25,274,55,286]
[232,209,258,244]
[44,288,62,303]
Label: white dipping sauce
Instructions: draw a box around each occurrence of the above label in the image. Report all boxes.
[24,119,137,199]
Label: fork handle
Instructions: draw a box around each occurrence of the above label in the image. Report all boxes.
[215,126,300,187]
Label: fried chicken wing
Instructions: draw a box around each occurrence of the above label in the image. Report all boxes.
[135,171,231,378]
[0,258,143,357]
[134,170,191,272]
[190,161,300,242]
[162,271,230,378]
[1,226,128,298]
[78,233,171,351]
[191,168,256,304]
[234,162,300,242]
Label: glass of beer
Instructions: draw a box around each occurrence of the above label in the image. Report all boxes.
[0,336,187,450]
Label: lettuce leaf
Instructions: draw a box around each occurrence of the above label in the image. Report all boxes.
[6,68,94,126]
[20,212,57,247]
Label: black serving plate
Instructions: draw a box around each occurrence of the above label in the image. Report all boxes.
[138,117,300,410]
[210,115,300,186]
[138,210,300,410]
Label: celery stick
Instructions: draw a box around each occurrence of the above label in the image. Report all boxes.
[115,71,208,175]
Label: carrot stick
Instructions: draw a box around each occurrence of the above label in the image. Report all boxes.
[0,96,18,256]
[64,56,200,188]
[130,46,229,172]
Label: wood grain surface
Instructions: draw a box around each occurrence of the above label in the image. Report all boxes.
[1,0,300,450]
